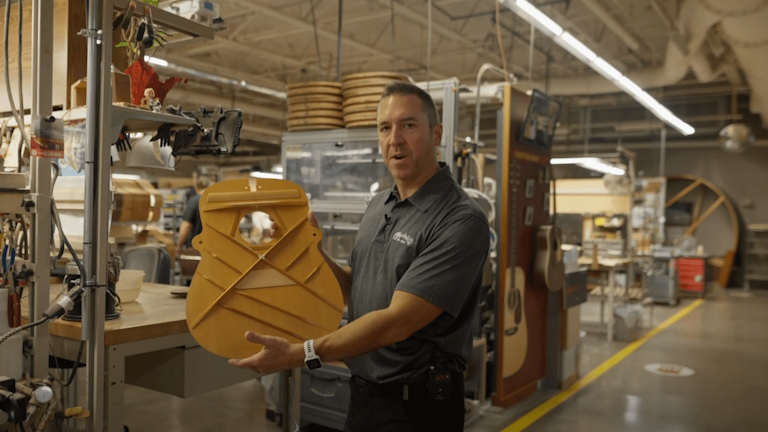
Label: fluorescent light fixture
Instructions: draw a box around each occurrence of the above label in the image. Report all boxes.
[550,157,599,165]
[271,165,284,173]
[618,76,644,96]
[143,56,287,99]
[561,32,596,61]
[129,132,144,139]
[551,157,625,176]
[503,2,695,136]
[112,173,142,180]
[580,160,625,176]
[594,58,622,81]
[250,171,282,179]
[515,0,563,36]
[144,56,168,67]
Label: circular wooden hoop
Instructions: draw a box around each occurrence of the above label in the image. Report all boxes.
[344,112,378,123]
[289,102,343,112]
[342,72,409,82]
[343,95,381,107]
[288,86,343,97]
[342,86,386,99]
[287,117,345,127]
[287,81,341,90]
[345,120,378,128]
[288,94,344,104]
[288,124,344,131]
[288,110,344,120]
[342,102,380,115]
[341,77,404,91]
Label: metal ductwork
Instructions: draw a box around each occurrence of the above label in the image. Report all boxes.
[532,0,768,123]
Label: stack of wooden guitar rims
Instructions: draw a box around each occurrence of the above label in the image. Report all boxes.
[341,72,409,128]
[286,81,344,131]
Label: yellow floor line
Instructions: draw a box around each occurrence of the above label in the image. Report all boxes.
[501,299,704,432]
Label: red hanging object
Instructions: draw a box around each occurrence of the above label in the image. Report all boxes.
[124,57,188,106]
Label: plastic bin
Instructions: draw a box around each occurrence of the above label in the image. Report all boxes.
[614,304,643,341]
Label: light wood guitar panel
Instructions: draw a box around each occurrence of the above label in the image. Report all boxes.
[502,266,527,378]
[186,178,344,359]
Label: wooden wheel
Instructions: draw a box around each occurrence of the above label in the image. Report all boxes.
[342,72,409,82]
[342,86,387,99]
[287,81,341,90]
[287,86,342,97]
[665,175,739,287]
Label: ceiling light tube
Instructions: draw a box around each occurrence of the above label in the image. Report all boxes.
[515,0,563,36]
[550,157,599,165]
[503,2,695,136]
[618,76,644,96]
[561,32,597,61]
[594,57,623,81]
[145,56,168,67]
[579,160,626,176]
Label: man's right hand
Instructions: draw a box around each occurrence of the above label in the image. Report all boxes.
[270,210,318,238]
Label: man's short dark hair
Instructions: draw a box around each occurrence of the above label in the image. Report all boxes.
[379,81,440,130]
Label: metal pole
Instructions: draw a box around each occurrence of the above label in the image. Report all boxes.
[29,0,54,379]
[659,127,666,176]
[83,0,112,429]
[336,0,343,81]
[390,0,397,72]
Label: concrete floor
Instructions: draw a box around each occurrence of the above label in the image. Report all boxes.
[115,285,768,432]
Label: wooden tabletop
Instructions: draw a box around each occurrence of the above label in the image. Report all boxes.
[23,283,189,346]
[577,257,633,268]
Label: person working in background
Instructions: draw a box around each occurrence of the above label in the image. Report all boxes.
[229,82,490,432]
[176,176,211,252]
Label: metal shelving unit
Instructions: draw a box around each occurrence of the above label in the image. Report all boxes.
[15,1,213,431]
[746,224,768,287]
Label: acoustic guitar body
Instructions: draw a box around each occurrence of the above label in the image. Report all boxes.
[502,266,528,378]
[533,225,565,292]
[186,178,344,360]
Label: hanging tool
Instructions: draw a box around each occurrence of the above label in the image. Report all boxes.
[112,0,136,31]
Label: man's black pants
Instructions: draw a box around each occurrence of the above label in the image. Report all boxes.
[343,372,465,432]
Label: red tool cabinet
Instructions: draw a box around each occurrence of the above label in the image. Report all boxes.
[676,257,706,296]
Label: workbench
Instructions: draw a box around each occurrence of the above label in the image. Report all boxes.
[577,257,634,342]
[24,283,261,432]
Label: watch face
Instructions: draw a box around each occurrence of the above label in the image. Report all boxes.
[306,359,322,370]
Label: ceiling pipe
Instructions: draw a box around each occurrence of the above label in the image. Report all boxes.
[474,64,517,143]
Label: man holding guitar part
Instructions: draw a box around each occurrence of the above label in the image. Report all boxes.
[229,82,490,431]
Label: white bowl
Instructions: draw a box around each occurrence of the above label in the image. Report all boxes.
[116,269,144,303]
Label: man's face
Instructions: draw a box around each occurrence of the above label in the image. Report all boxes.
[377,94,442,183]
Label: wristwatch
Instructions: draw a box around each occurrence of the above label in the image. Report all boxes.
[304,339,322,370]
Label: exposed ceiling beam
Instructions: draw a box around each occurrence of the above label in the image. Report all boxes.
[380,0,530,78]
[229,0,449,79]
[242,11,395,44]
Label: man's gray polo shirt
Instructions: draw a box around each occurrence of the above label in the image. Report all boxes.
[344,164,490,384]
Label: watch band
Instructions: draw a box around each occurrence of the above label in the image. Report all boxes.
[304,339,316,358]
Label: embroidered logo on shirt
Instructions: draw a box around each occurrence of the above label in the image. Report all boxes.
[393,231,414,246]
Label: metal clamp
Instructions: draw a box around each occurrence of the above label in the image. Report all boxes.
[77,29,103,44]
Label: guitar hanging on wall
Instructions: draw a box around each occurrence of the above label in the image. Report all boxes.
[185,178,344,360]
[533,164,565,292]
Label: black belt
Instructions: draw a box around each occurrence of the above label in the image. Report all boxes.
[351,372,461,401]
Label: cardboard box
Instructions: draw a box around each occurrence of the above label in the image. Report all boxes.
[70,69,132,108]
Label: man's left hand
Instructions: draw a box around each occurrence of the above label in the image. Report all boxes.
[228,331,305,374]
